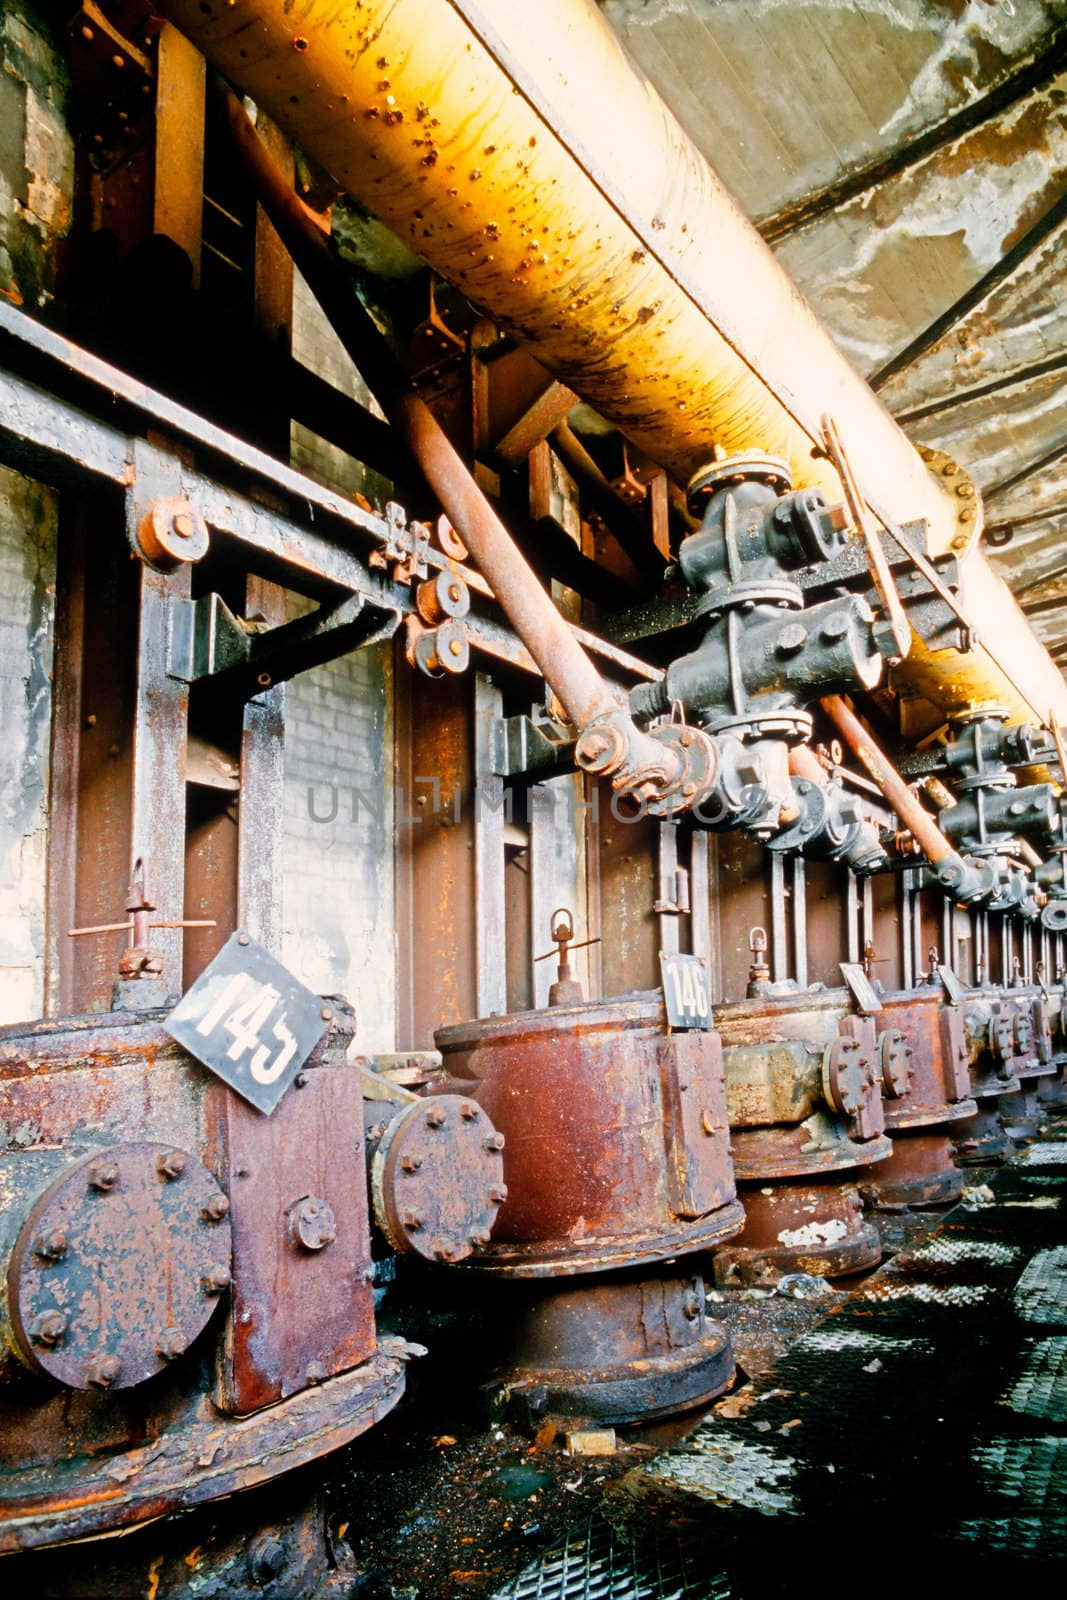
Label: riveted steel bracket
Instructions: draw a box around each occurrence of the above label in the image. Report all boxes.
[166,591,401,692]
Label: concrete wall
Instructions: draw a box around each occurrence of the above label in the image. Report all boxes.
[0,5,71,1023]
[282,272,397,1052]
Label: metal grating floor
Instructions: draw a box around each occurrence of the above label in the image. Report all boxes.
[491,1516,731,1600]
[492,1120,1067,1597]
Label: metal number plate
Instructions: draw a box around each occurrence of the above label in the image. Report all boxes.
[659,952,713,1030]
[165,932,328,1113]
[839,962,883,1015]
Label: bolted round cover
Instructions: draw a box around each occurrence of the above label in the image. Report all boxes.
[371,1094,505,1264]
[7,1141,232,1390]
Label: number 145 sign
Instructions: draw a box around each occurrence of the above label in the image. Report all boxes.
[166,933,329,1112]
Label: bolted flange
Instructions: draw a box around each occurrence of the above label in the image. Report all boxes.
[371,1093,506,1265]
[7,1142,233,1390]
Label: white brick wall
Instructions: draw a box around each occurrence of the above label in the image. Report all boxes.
[281,274,397,1052]
[0,6,68,1023]
[0,467,56,1023]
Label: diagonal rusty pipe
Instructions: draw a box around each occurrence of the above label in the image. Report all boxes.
[217,85,681,791]
[821,696,993,906]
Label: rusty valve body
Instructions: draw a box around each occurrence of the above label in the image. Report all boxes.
[435,995,744,1276]
[434,994,743,1421]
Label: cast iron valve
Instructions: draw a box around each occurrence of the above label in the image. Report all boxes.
[1036,798,1067,930]
[628,452,901,833]
[766,774,887,874]
[936,707,1056,859]
[939,783,1057,855]
[941,707,1041,785]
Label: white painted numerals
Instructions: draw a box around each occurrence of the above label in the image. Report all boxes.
[195,971,298,1084]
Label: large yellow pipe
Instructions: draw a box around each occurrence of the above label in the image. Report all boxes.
[157,0,1067,725]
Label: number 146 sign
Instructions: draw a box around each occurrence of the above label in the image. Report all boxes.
[166,933,329,1112]
[659,951,713,1030]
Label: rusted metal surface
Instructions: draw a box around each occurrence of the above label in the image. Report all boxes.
[396,671,478,1047]
[822,695,986,900]
[154,0,1067,728]
[370,1092,505,1264]
[209,1050,377,1415]
[152,0,957,535]
[5,1468,350,1599]
[491,1269,733,1426]
[0,1012,407,1550]
[0,1347,406,1554]
[713,1179,880,1288]
[436,996,744,1277]
[716,988,890,1181]
[5,1140,231,1391]
[216,86,688,801]
[859,1131,965,1210]
[875,990,977,1129]
[953,1100,1015,1167]
[0,301,659,696]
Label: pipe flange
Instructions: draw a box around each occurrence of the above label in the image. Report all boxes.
[822,1035,881,1141]
[708,710,813,743]
[686,452,792,512]
[695,577,804,618]
[917,443,983,556]
[635,723,719,818]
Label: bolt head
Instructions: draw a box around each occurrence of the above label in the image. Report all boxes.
[30,1309,68,1347]
[290,1197,337,1251]
[247,1534,287,1585]
[484,1132,506,1152]
[203,1264,232,1294]
[488,1184,509,1205]
[34,1228,68,1262]
[460,1101,479,1120]
[202,1192,230,1221]
[88,1158,119,1191]
[321,1006,333,1021]
[432,1238,461,1262]
[87,1353,121,1389]
[400,1209,423,1230]
[156,1327,186,1362]
[400,1152,423,1173]
[469,1228,492,1247]
[425,1105,448,1128]
[157,1150,186,1181]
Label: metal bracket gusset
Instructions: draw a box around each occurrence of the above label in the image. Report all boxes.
[167,591,402,693]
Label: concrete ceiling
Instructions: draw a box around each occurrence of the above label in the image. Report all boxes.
[601,0,1067,665]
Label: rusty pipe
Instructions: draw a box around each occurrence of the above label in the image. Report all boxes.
[788,745,830,788]
[218,86,682,790]
[821,696,992,905]
[155,0,951,535]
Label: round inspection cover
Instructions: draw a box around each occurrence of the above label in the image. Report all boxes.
[822,1036,875,1117]
[372,1095,505,1264]
[7,1141,232,1390]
